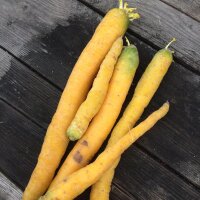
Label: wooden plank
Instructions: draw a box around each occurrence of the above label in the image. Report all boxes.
[161,0,200,22]
[114,146,200,200]
[0,172,22,200]
[75,184,136,200]
[81,0,200,72]
[0,49,61,128]
[0,0,101,88]
[1,99,200,199]
[0,100,44,188]
[110,185,137,200]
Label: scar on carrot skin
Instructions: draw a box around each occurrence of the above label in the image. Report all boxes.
[63,178,67,182]
[73,151,83,163]
[81,140,88,146]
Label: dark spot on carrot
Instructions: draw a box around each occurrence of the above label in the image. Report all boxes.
[63,178,67,182]
[73,151,83,163]
[81,140,88,146]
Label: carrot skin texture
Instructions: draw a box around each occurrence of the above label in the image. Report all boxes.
[49,45,139,189]
[67,37,123,141]
[22,8,129,200]
[40,103,169,200]
[90,48,173,200]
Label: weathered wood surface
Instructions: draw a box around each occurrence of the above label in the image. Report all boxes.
[0,0,200,199]
[0,0,101,88]
[0,49,60,129]
[1,99,200,199]
[81,0,200,72]
[0,172,22,200]
[161,0,200,21]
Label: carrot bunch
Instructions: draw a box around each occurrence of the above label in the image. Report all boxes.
[23,0,176,200]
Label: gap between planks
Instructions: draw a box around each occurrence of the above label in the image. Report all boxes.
[159,0,200,23]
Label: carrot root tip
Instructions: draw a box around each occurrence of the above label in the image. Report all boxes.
[125,36,131,46]
[165,38,176,50]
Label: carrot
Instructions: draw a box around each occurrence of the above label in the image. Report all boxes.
[40,102,169,200]
[90,38,176,200]
[49,42,139,189]
[22,2,139,200]
[67,37,123,141]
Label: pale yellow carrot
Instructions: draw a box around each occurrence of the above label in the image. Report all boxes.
[49,43,139,189]
[67,37,123,141]
[22,5,139,200]
[90,38,176,200]
[40,102,169,200]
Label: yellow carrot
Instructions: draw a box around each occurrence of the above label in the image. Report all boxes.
[67,37,123,141]
[22,2,139,200]
[49,43,139,189]
[90,38,176,200]
[41,102,169,200]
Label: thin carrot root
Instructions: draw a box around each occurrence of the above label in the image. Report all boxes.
[119,0,140,21]
[125,36,131,46]
[165,38,176,53]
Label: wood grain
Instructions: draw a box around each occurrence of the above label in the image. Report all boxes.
[0,0,101,88]
[114,146,200,200]
[0,172,22,200]
[1,99,200,199]
[81,0,200,72]
[161,0,200,22]
[0,49,60,128]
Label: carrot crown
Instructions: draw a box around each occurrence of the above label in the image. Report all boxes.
[119,0,140,21]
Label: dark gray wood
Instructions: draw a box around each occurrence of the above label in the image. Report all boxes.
[0,0,101,88]
[161,0,200,22]
[0,172,22,200]
[1,100,200,199]
[81,0,200,72]
[110,185,137,200]
[115,146,200,200]
[0,49,60,128]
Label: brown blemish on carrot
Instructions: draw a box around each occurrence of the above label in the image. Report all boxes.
[81,140,88,146]
[63,178,67,182]
[73,151,83,163]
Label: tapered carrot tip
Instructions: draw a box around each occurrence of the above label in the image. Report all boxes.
[67,128,81,141]
[165,38,176,53]
[160,101,170,114]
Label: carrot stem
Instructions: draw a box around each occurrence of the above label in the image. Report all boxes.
[165,38,176,50]
[125,36,131,46]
